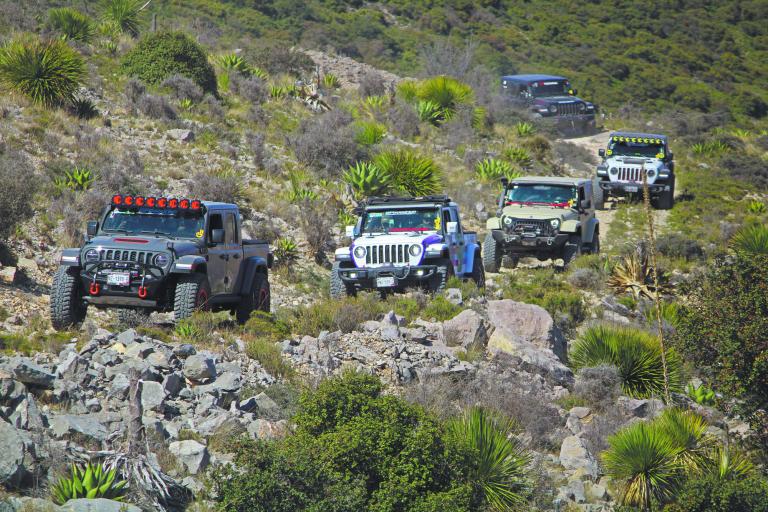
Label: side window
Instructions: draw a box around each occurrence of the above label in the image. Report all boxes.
[578,187,586,201]
[209,213,223,243]
[225,213,237,244]
[449,207,460,231]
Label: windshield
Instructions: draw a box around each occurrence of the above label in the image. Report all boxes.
[506,184,577,207]
[529,80,570,98]
[102,208,206,239]
[361,208,441,234]
[608,139,665,158]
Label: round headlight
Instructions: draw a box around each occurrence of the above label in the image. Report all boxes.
[646,169,656,177]
[578,103,586,111]
[549,104,558,113]
[609,167,618,175]
[153,253,170,267]
[84,249,100,263]
[409,244,422,257]
[353,246,366,259]
[503,216,513,226]
[550,219,560,229]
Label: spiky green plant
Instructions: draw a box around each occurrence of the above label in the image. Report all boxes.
[395,80,418,102]
[217,71,230,93]
[343,161,390,199]
[643,301,679,329]
[48,8,94,43]
[219,53,249,74]
[730,224,768,255]
[417,75,473,111]
[51,462,127,504]
[708,445,754,480]
[372,149,442,197]
[747,200,767,214]
[55,166,95,192]
[570,324,682,399]
[0,37,86,107]
[69,96,99,119]
[273,238,299,268]
[175,320,202,340]
[179,98,193,110]
[364,94,386,112]
[655,408,716,472]
[286,170,318,203]
[690,140,731,158]
[269,84,288,99]
[353,121,386,146]
[731,128,752,138]
[686,383,715,406]
[602,421,683,510]
[472,106,487,129]
[502,147,533,169]
[515,121,536,137]
[250,66,268,80]
[416,99,443,125]
[337,209,356,229]
[101,0,143,37]
[447,407,531,511]
[322,73,341,89]
[475,159,520,182]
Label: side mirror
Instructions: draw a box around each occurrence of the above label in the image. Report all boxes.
[667,152,673,160]
[210,229,225,244]
[580,199,591,210]
[86,221,98,237]
[345,225,356,238]
[500,177,509,188]
[446,222,458,234]
[598,149,605,158]
[569,89,578,96]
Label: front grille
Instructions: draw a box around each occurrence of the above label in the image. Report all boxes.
[556,102,580,116]
[617,167,644,182]
[365,244,411,266]
[509,219,555,237]
[99,249,155,265]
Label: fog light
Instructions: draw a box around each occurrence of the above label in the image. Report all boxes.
[349,272,358,279]
[416,269,424,276]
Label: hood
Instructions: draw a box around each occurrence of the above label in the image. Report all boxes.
[534,96,587,105]
[605,156,663,167]
[500,205,577,221]
[351,232,442,267]
[84,235,202,257]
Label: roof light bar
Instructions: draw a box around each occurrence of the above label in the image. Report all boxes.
[111,195,203,210]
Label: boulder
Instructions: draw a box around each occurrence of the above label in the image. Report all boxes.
[50,414,108,443]
[116,329,139,346]
[167,129,194,142]
[0,420,25,484]
[56,353,89,383]
[61,499,141,512]
[445,288,463,306]
[487,300,567,362]
[442,309,490,348]
[559,435,599,480]
[1,358,55,388]
[183,354,216,381]
[162,372,185,397]
[169,440,209,475]
[140,380,166,412]
[247,419,288,440]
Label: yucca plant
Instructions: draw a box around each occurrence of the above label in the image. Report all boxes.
[372,149,442,197]
[250,66,268,80]
[51,462,127,504]
[447,407,531,511]
[690,139,731,158]
[219,53,249,74]
[416,99,443,125]
[179,98,193,110]
[48,8,94,43]
[273,238,299,268]
[747,200,766,214]
[343,161,391,199]
[730,224,768,255]
[602,421,683,510]
[354,121,386,146]
[418,75,473,112]
[515,121,536,137]
[474,158,519,183]
[472,106,487,129]
[286,170,318,203]
[395,80,418,102]
[0,37,86,107]
[269,84,288,99]
[322,73,341,89]
[55,166,96,192]
[217,72,230,93]
[337,209,356,229]
[101,0,144,37]
[69,96,99,119]
[364,94,386,112]
[731,128,752,139]
[686,383,715,406]
[655,408,716,472]
[502,147,533,169]
[570,324,682,399]
[708,445,754,480]
[607,246,666,299]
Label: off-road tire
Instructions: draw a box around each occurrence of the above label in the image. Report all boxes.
[236,272,271,324]
[50,266,87,329]
[116,308,151,328]
[431,258,454,294]
[483,234,502,273]
[174,273,211,322]
[470,252,485,288]
[655,176,675,210]
[330,262,355,299]
[562,235,583,267]
[592,178,605,210]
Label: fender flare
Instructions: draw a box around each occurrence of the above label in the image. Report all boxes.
[582,218,599,244]
[236,256,269,295]
[486,217,502,230]
[171,255,207,274]
[59,248,81,268]
[462,244,482,276]
[560,219,580,234]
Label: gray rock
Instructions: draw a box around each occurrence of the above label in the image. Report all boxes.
[61,498,141,512]
[167,129,195,142]
[559,435,599,480]
[162,372,185,397]
[105,359,158,382]
[85,398,101,413]
[50,414,109,443]
[140,380,166,412]
[0,378,26,404]
[183,354,216,381]
[1,497,60,511]
[619,397,665,418]
[108,373,130,399]
[53,379,79,403]
[91,348,121,367]
[56,353,89,382]
[9,394,45,430]
[487,300,567,362]
[247,418,287,440]
[124,342,155,359]
[587,482,609,501]
[116,329,139,346]
[0,420,25,484]
[564,478,586,503]
[254,392,279,414]
[173,344,196,358]
[0,266,16,284]
[1,358,55,388]
[570,407,591,419]
[169,440,209,474]
[146,350,171,369]
[445,288,463,306]
[442,309,490,348]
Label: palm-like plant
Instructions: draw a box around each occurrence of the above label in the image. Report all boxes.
[602,421,683,510]
[51,462,127,504]
[515,121,536,137]
[570,324,682,399]
[686,383,715,406]
[448,407,531,511]
[708,445,754,480]
[353,121,386,146]
[273,238,299,268]
[655,408,716,472]
[730,224,768,255]
[322,73,341,89]
[416,99,443,124]
[474,159,519,183]
[502,147,533,169]
[343,162,390,199]
[0,37,86,107]
[48,8,94,43]
[101,0,144,38]
[372,149,442,197]
[746,200,766,214]
[607,245,667,299]
[219,53,249,74]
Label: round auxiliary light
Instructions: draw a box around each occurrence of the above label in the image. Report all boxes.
[112,194,123,205]
[610,167,618,175]
[409,244,422,257]
[146,197,157,208]
[84,249,100,263]
[190,200,202,210]
[550,219,561,229]
[168,198,179,209]
[179,199,190,209]
[153,253,170,267]
[157,198,168,208]
[124,195,134,206]
[646,169,656,177]
[503,216,513,226]
[135,196,145,207]
[353,246,366,259]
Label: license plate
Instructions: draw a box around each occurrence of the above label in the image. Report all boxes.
[522,240,536,246]
[376,276,396,288]
[107,272,131,287]
[625,185,638,192]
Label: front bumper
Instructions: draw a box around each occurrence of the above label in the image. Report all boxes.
[491,230,569,252]
[599,181,671,194]
[79,261,168,308]
[535,112,595,124]
[337,264,439,288]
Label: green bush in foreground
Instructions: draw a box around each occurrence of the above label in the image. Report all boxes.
[122,32,217,95]
[663,473,768,512]
[48,8,94,43]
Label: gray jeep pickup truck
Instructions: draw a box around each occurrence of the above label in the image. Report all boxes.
[51,194,272,329]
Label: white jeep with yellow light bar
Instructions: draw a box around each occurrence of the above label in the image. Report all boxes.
[595,131,676,210]
[50,194,273,329]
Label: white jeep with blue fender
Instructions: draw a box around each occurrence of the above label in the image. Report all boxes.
[331,196,485,297]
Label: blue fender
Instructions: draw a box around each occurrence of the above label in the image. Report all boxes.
[235,256,269,295]
[462,243,481,276]
[171,255,207,274]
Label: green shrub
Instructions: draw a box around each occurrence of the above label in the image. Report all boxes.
[502,147,533,169]
[246,336,295,381]
[53,166,96,192]
[273,238,299,268]
[474,158,518,183]
[244,311,291,343]
[122,32,217,95]
[514,121,536,137]
[343,161,390,199]
[664,473,768,512]
[0,37,85,107]
[421,295,462,321]
[353,121,386,146]
[51,462,127,504]
[69,96,99,119]
[372,148,442,196]
[729,224,768,255]
[48,8,94,43]
[399,76,474,125]
[686,383,715,406]
[571,324,683,399]
[322,73,341,89]
[101,0,144,37]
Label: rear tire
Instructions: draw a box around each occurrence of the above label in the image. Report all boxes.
[330,262,354,299]
[174,274,211,322]
[50,266,87,330]
[482,234,501,273]
[470,252,485,288]
[236,272,270,324]
[562,235,583,267]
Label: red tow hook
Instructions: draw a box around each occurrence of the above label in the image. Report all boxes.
[138,286,148,299]
[89,282,101,295]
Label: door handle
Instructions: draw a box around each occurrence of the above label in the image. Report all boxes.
[220,254,229,261]
[232,254,240,259]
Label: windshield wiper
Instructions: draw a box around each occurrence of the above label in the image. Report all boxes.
[138,230,174,238]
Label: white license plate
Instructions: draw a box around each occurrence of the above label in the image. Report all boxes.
[624,185,638,192]
[376,276,396,288]
[107,272,131,286]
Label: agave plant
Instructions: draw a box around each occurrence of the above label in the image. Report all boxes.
[0,37,86,107]
[372,149,442,197]
[69,96,99,120]
[690,139,731,158]
[515,121,536,137]
[174,320,202,341]
[51,462,127,504]
[269,84,289,99]
[731,128,752,139]
[250,66,268,80]
[219,53,249,73]
[337,209,356,229]
[707,445,754,480]
[55,167,96,192]
[474,158,519,183]
[502,147,533,169]
[101,0,144,37]
[607,245,666,299]
[273,238,299,268]
[686,382,715,406]
[730,224,768,255]
[447,407,531,511]
[343,161,390,199]
[286,170,318,203]
[747,200,766,214]
[364,94,386,112]
[179,98,193,110]
[322,73,341,89]
[395,80,418,102]
[416,99,443,125]
[570,324,682,399]
[353,121,386,146]
[48,8,94,43]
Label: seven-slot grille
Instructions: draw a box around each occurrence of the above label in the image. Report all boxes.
[99,249,155,265]
[556,102,580,116]
[617,167,644,182]
[509,219,555,237]
[364,244,412,266]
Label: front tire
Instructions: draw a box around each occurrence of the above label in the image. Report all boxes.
[592,178,605,210]
[236,272,270,324]
[562,235,583,267]
[174,274,211,322]
[431,258,454,294]
[330,262,354,299]
[483,234,502,273]
[50,266,87,329]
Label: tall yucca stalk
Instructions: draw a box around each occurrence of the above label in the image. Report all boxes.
[448,407,531,511]
[730,224,768,255]
[0,37,85,107]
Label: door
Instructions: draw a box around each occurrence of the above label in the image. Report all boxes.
[443,207,464,274]
[449,207,466,273]
[578,185,594,243]
[206,212,228,295]
[224,211,242,294]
